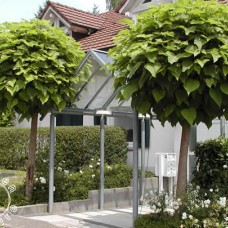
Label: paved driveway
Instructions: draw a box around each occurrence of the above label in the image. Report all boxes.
[2,207,151,228]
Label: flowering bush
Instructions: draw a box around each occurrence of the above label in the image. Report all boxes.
[31,158,134,203]
[135,185,228,228]
[192,137,228,195]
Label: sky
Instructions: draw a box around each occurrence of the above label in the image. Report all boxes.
[0,0,107,23]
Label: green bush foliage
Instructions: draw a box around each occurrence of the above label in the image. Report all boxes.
[135,186,227,227]
[192,137,228,194]
[0,126,128,171]
[32,160,134,203]
[0,128,29,170]
[135,214,180,228]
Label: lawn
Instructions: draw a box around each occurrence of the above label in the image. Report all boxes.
[0,168,25,186]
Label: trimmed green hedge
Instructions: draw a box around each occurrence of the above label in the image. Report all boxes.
[0,126,128,171]
[192,137,228,194]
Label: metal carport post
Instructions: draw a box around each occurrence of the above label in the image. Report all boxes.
[48,113,55,213]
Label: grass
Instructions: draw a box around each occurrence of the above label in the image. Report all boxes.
[0,168,25,186]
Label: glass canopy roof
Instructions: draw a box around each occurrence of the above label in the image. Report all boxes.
[55,49,134,117]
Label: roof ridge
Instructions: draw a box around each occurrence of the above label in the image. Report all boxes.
[49,1,101,17]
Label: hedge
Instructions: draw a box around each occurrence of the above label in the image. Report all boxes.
[0,126,128,171]
[192,137,228,194]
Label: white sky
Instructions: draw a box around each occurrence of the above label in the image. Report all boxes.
[0,0,107,23]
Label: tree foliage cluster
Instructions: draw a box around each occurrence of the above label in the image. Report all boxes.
[109,0,228,128]
[0,20,87,121]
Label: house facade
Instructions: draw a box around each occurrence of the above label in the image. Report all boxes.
[16,1,227,177]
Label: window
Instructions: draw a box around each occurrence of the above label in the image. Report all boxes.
[94,116,107,125]
[59,20,65,27]
[138,119,150,148]
[56,114,83,126]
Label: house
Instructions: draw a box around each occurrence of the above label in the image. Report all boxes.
[16,1,227,178]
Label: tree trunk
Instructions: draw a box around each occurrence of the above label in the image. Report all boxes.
[176,125,191,197]
[25,112,38,199]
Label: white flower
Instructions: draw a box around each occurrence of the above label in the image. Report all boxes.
[53,186,56,191]
[79,170,83,174]
[223,164,227,169]
[97,162,100,165]
[209,188,213,192]
[89,165,93,168]
[151,205,156,211]
[40,177,46,184]
[91,158,94,161]
[168,209,175,216]
[157,202,161,207]
[91,174,95,178]
[35,177,38,181]
[204,199,210,205]
[107,165,112,170]
[64,170,69,175]
[57,167,62,171]
[196,185,200,190]
[182,212,187,220]
[194,219,198,224]
[43,159,47,163]
[218,197,226,207]
[189,215,193,220]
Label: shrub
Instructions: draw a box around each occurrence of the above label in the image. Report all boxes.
[135,185,227,228]
[0,126,128,171]
[32,160,134,203]
[192,137,228,195]
[0,128,29,170]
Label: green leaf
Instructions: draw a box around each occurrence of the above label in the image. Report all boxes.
[139,101,151,114]
[220,83,228,95]
[194,37,206,50]
[7,79,16,87]
[222,66,228,76]
[168,65,182,80]
[205,78,215,88]
[166,51,179,64]
[208,49,221,63]
[145,63,161,77]
[152,89,165,103]
[128,62,142,78]
[196,59,210,68]
[209,88,222,107]
[164,104,175,118]
[7,98,18,109]
[145,52,157,64]
[183,79,200,95]
[175,89,187,105]
[182,60,193,72]
[181,108,196,125]
[121,81,139,100]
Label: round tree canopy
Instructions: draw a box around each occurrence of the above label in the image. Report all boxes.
[0,20,88,121]
[109,0,228,128]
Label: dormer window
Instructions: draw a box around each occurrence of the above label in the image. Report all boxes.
[59,20,65,27]
[143,0,151,3]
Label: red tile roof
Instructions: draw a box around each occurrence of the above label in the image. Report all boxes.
[79,11,127,51]
[47,1,103,30]
[41,2,127,52]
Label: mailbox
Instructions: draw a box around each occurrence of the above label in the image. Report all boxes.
[155,153,176,177]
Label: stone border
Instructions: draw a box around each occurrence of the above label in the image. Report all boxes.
[15,177,163,216]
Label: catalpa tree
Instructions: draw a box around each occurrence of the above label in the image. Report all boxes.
[0,20,88,198]
[109,0,228,196]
